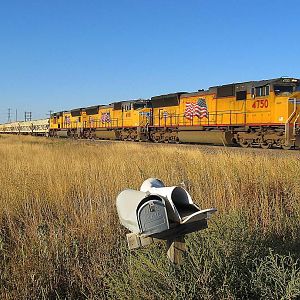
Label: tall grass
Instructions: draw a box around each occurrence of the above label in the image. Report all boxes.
[1,135,300,299]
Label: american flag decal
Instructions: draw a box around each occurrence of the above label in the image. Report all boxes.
[185,98,208,120]
[65,116,71,125]
[101,112,111,123]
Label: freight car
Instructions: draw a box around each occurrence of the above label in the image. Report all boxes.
[0,119,49,136]
[48,77,300,149]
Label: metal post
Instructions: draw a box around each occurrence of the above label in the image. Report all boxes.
[8,108,11,123]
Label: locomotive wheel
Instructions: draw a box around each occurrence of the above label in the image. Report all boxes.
[282,144,292,150]
[130,131,138,141]
[239,140,250,148]
[125,131,131,141]
[155,136,162,143]
[169,134,178,144]
[152,136,159,143]
[151,132,161,143]
[89,132,96,139]
[164,135,170,143]
[84,131,89,139]
[261,141,272,149]
[120,131,130,141]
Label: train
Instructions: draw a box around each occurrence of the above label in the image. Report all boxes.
[0,119,49,136]
[1,77,300,149]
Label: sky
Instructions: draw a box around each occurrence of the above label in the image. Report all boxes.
[0,0,300,123]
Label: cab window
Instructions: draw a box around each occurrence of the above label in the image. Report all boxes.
[236,91,247,100]
[255,85,270,97]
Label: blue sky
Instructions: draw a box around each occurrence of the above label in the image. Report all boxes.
[0,0,300,123]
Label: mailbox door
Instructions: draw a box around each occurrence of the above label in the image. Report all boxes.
[137,200,169,236]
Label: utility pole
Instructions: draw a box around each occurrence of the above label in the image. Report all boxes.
[15,109,18,122]
[24,111,32,122]
[8,108,11,123]
[47,110,53,118]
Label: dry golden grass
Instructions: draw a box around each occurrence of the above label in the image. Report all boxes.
[1,135,300,299]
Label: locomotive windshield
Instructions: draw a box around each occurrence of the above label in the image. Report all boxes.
[274,85,294,95]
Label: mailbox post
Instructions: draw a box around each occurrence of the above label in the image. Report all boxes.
[116,178,217,265]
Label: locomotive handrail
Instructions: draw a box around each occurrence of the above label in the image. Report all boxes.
[150,109,272,127]
[285,98,297,142]
[293,113,300,136]
[58,109,272,131]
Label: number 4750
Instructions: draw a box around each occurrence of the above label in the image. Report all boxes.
[252,99,268,109]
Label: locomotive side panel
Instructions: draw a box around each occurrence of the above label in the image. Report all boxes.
[112,101,147,128]
[85,106,101,129]
[70,109,83,129]
[151,93,181,127]
[62,112,72,129]
[152,105,180,127]
[178,92,235,145]
[179,93,214,126]
[99,105,114,128]
[111,101,149,141]
[95,105,116,140]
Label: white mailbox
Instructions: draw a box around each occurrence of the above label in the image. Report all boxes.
[116,178,217,265]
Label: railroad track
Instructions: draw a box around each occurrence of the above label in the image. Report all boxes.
[49,136,300,157]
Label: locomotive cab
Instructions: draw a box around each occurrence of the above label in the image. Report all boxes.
[271,78,300,148]
[110,99,149,141]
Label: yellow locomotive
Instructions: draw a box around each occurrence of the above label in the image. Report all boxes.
[48,77,300,149]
